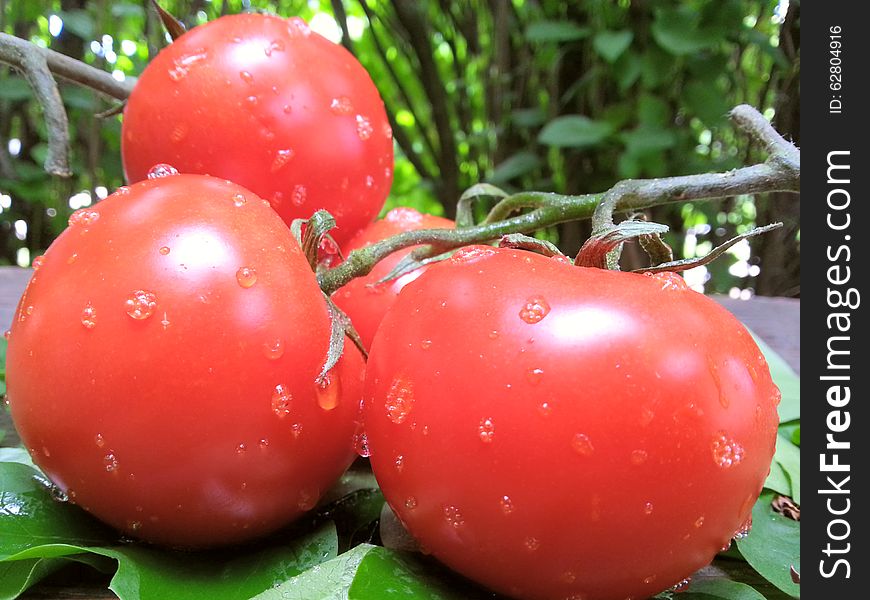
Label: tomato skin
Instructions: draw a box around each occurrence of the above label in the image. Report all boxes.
[121,14,393,245]
[363,247,780,600]
[333,207,454,349]
[6,174,363,548]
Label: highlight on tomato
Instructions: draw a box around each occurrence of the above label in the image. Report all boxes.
[5,170,364,548]
[362,245,780,600]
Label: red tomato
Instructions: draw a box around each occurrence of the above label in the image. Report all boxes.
[6,173,364,548]
[333,207,454,349]
[121,14,393,245]
[362,246,780,600]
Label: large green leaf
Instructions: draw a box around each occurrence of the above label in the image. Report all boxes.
[736,493,800,598]
[770,435,800,504]
[750,332,800,423]
[651,8,721,55]
[593,30,633,63]
[682,577,767,600]
[525,21,591,43]
[0,558,65,600]
[538,116,615,149]
[489,152,543,184]
[0,77,32,102]
[683,81,731,126]
[57,9,95,40]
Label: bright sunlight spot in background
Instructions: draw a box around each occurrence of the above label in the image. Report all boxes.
[309,13,342,44]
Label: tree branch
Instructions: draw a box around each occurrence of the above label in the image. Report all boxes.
[318,104,800,295]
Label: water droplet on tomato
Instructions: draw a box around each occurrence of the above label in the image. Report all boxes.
[94,434,105,448]
[291,185,307,207]
[639,406,655,426]
[239,70,254,84]
[365,175,375,188]
[526,368,544,386]
[236,266,257,288]
[669,577,692,593]
[643,575,657,585]
[404,496,417,510]
[50,486,68,503]
[694,516,705,528]
[353,432,371,457]
[643,501,654,515]
[419,339,432,350]
[298,488,317,511]
[733,515,753,539]
[158,246,171,256]
[645,271,688,291]
[355,115,373,140]
[263,337,284,360]
[385,377,415,424]
[478,417,495,443]
[488,330,499,340]
[115,185,130,196]
[316,373,340,411]
[67,253,78,264]
[31,255,44,270]
[282,104,292,114]
[125,290,157,320]
[519,296,550,324]
[81,303,97,329]
[232,193,247,207]
[170,123,188,143]
[68,209,100,227]
[711,431,744,468]
[443,505,464,528]
[720,539,732,552]
[271,384,292,418]
[236,443,247,455]
[524,536,540,551]
[264,39,285,56]
[291,423,303,438]
[500,495,514,514]
[394,454,404,472]
[146,164,178,179]
[571,433,594,456]
[382,123,393,139]
[630,449,648,465]
[538,401,552,416]
[167,51,208,81]
[104,452,119,472]
[270,148,294,172]
[287,17,311,37]
[451,246,496,264]
[329,96,354,115]
[127,520,142,532]
[3,330,10,341]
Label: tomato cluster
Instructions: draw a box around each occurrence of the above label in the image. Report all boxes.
[5,10,781,600]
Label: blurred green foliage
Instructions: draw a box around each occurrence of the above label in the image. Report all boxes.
[0,0,799,295]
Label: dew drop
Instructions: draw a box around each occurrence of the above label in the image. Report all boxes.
[287,17,311,37]
[630,449,648,465]
[125,290,157,320]
[526,368,544,386]
[68,209,100,227]
[643,575,657,585]
[236,443,248,455]
[355,115,373,140]
[733,515,753,539]
[443,505,464,528]
[232,193,247,207]
[571,433,594,456]
[711,431,745,468]
[282,104,292,114]
[538,401,552,417]
[271,384,292,418]
[694,516,705,528]
[81,303,97,329]
[524,536,540,551]
[263,337,285,360]
[385,377,415,424]
[353,432,371,457]
[500,495,514,515]
[316,373,341,411]
[419,339,433,350]
[259,438,270,450]
[167,51,207,81]
[291,423,303,439]
[270,148,294,172]
[94,434,105,448]
[382,123,393,139]
[669,577,692,593]
[644,502,654,515]
[488,330,499,340]
[478,417,495,443]
[158,246,171,256]
[115,185,130,196]
[160,312,170,329]
[31,255,44,270]
[291,184,307,207]
[404,496,417,510]
[104,452,119,472]
[236,266,258,288]
[128,520,142,532]
[245,95,259,107]
[450,246,496,264]
[519,296,550,324]
[329,96,354,115]
[264,39,285,56]
[639,406,655,426]
[394,454,404,472]
[50,486,69,503]
[239,70,254,84]
[67,253,78,264]
[146,163,178,179]
[365,175,375,188]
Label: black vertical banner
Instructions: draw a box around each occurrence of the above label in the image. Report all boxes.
[803,1,867,597]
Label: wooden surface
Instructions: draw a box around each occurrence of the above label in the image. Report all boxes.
[0,266,800,598]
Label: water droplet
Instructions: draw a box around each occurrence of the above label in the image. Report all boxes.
[81,303,97,329]
[365,174,375,188]
[450,246,496,264]
[639,406,655,426]
[3,330,10,341]
[104,452,119,472]
[630,449,648,465]
[404,496,417,510]
[236,443,247,455]
[419,339,432,350]
[298,489,317,511]
[524,536,540,551]
[271,384,292,418]
[50,486,68,503]
[488,330,499,340]
[382,123,393,139]
[158,246,171,256]
[329,96,354,114]
[669,577,692,593]
[264,39,285,56]
[68,209,100,227]
[259,438,270,450]
[538,401,552,417]
[95,434,105,448]
[115,185,130,196]
[500,495,514,514]
[645,271,689,291]
[245,95,259,107]
[239,70,254,84]
[519,296,550,324]
[232,193,247,207]
[526,368,544,386]
[31,255,44,270]
[643,575,657,585]
[733,515,753,539]
[270,148,294,172]
[711,431,745,468]
[127,520,142,532]
[287,17,311,37]
[67,253,78,264]
[236,266,257,288]
[146,163,178,179]
[170,123,189,143]
[160,313,170,329]
[394,454,404,472]
[720,539,732,552]
[316,373,341,411]
[385,377,415,424]
[125,290,158,320]
[291,423,303,438]
[694,516,705,528]
[443,505,464,528]
[167,51,208,81]
[353,432,371,457]
[571,433,594,456]
[291,184,307,207]
[355,115,373,140]
[282,104,292,114]
[643,501,654,515]
[263,337,285,360]
[478,417,495,443]
[42,446,51,457]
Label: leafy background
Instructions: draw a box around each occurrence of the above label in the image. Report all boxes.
[0,0,799,296]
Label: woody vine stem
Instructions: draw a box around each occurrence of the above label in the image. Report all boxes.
[0,31,801,294]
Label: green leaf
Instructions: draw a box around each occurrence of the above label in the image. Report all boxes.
[749,332,800,423]
[0,558,66,600]
[682,577,767,600]
[0,77,32,102]
[489,152,543,184]
[763,460,790,498]
[651,8,720,55]
[736,493,800,598]
[637,94,670,128]
[538,116,615,149]
[510,108,547,128]
[58,9,95,40]
[0,448,37,469]
[110,3,145,18]
[61,87,99,111]
[620,126,677,155]
[771,435,800,505]
[349,547,491,599]
[640,48,675,89]
[683,81,731,126]
[791,426,800,446]
[613,51,642,91]
[525,21,591,43]
[593,30,633,63]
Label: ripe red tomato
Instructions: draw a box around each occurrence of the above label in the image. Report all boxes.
[6,173,364,548]
[362,246,780,600]
[121,13,393,245]
[333,207,454,349]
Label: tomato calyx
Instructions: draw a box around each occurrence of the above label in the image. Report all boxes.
[574,220,669,268]
[149,0,186,41]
